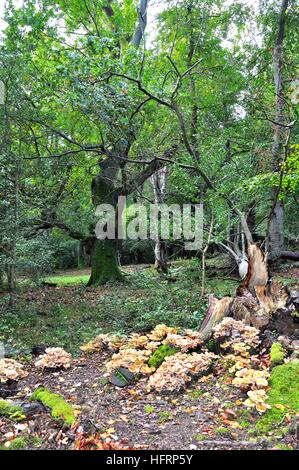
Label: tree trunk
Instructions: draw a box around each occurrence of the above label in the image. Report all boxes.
[87,238,122,286]
[266,0,289,261]
[267,196,284,261]
[87,167,123,286]
[154,239,168,274]
[151,167,169,274]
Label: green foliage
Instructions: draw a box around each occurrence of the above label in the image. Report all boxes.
[0,400,26,422]
[148,344,179,370]
[257,362,299,432]
[30,387,75,426]
[270,342,286,365]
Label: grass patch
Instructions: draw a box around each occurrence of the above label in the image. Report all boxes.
[0,261,291,356]
[0,262,210,353]
[44,274,90,286]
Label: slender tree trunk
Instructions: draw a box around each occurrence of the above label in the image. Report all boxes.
[266,0,289,261]
[154,239,168,274]
[151,167,169,274]
[201,212,214,297]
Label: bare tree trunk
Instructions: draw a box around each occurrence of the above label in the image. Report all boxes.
[266,0,289,261]
[151,167,169,274]
[201,213,214,297]
[131,0,148,47]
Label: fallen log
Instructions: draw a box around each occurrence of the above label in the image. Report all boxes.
[280,251,299,261]
[199,242,290,339]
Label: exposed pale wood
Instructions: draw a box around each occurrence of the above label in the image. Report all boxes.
[199,242,289,336]
[199,295,233,340]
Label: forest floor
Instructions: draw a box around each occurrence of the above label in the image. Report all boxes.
[0,258,298,451]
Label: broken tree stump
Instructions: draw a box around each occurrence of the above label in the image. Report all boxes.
[199,242,290,339]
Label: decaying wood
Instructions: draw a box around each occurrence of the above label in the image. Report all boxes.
[199,242,290,338]
[199,295,233,340]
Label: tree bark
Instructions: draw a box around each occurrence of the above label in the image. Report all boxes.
[87,163,123,286]
[151,166,169,274]
[87,238,122,286]
[266,0,289,261]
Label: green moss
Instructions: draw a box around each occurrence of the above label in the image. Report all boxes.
[0,436,43,451]
[207,339,216,352]
[239,420,250,428]
[270,342,286,365]
[257,362,299,432]
[158,411,172,423]
[0,437,28,451]
[188,389,204,400]
[148,344,179,369]
[194,434,208,441]
[275,443,294,450]
[0,400,26,422]
[215,427,230,435]
[144,404,155,414]
[30,387,75,426]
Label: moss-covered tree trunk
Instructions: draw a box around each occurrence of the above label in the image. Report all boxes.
[87,238,122,286]
[87,164,123,286]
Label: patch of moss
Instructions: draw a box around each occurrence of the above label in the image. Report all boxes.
[207,339,216,352]
[194,434,208,441]
[257,362,299,432]
[270,342,285,365]
[188,389,204,400]
[30,387,75,426]
[215,427,230,435]
[275,443,294,450]
[158,411,172,423]
[0,400,25,422]
[144,404,155,414]
[239,420,250,428]
[0,436,42,451]
[148,344,179,369]
[0,437,28,450]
